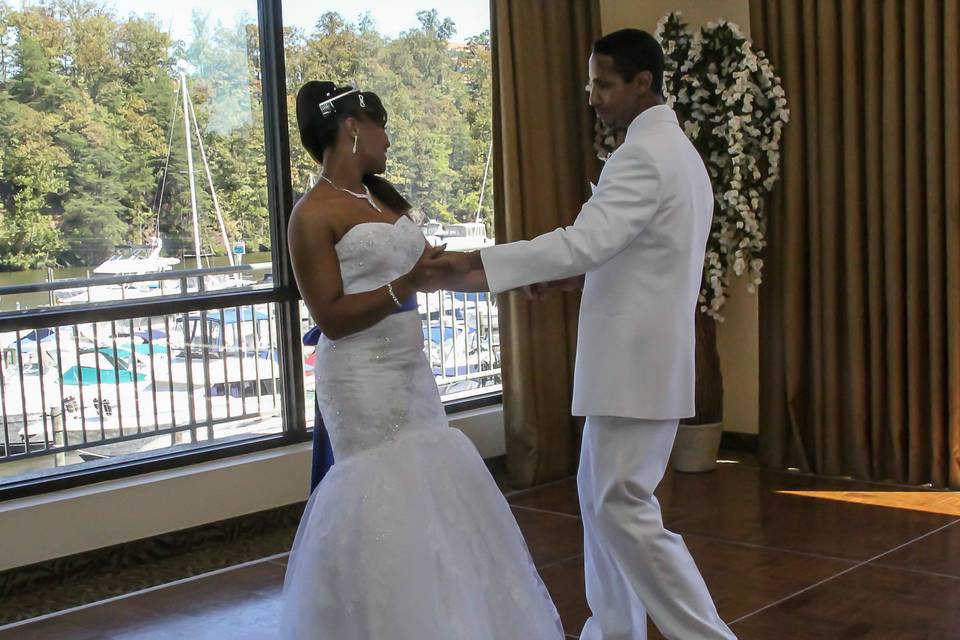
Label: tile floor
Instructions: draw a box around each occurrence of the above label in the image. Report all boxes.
[3,457,959,639]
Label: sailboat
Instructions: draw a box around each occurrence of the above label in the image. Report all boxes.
[4,67,274,459]
[414,141,499,396]
[92,238,180,275]
[55,64,249,306]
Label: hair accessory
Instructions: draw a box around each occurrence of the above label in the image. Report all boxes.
[317,87,360,117]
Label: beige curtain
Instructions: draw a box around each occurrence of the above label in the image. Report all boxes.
[751,0,960,488]
[489,0,601,487]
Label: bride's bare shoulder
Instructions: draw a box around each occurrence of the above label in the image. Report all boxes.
[290,186,356,236]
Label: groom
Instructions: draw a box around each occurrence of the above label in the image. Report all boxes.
[433,29,736,639]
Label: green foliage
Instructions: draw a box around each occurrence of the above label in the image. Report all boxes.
[0,2,492,270]
[284,10,492,224]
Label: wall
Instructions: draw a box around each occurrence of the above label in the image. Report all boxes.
[600,0,759,434]
[715,274,759,434]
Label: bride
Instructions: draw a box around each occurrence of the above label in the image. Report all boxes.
[280,80,564,639]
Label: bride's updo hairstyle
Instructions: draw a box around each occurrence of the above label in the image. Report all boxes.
[296,81,411,214]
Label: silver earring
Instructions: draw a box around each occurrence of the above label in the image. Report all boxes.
[352,133,358,154]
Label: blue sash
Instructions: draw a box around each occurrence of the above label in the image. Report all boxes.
[304,294,417,491]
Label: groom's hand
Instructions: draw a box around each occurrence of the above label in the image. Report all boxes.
[550,275,585,292]
[430,251,476,275]
[521,275,584,300]
[522,283,547,300]
[419,251,491,292]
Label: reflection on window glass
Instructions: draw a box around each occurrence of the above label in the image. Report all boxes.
[282,3,501,406]
[0,0,286,486]
[0,1,270,316]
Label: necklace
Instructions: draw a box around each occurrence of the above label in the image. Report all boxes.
[319,174,382,213]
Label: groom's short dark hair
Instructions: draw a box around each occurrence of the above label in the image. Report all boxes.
[593,29,665,96]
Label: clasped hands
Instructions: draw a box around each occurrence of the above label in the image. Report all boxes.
[404,244,471,293]
[408,244,583,298]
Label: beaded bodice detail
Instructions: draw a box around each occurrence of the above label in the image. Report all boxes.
[312,217,444,460]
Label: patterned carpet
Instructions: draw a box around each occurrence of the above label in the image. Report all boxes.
[0,458,514,625]
[0,503,303,625]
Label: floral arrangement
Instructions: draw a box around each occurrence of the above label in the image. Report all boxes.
[594,12,788,320]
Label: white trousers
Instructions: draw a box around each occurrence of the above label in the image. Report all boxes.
[578,416,737,640]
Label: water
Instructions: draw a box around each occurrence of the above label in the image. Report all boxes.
[0,252,274,313]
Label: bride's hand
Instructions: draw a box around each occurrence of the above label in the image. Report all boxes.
[408,244,447,292]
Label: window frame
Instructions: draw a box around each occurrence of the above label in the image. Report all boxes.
[0,0,501,503]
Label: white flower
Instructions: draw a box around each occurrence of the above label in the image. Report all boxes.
[647,12,786,320]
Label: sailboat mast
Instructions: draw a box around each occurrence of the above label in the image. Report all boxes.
[180,69,203,270]
[475,140,492,224]
[186,92,234,267]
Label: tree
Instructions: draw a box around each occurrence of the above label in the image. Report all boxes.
[0,5,494,270]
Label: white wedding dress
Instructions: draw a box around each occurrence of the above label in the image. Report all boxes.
[280,215,564,639]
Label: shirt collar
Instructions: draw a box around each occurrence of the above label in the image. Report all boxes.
[625,104,678,139]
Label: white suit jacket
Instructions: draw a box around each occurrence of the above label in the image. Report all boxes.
[481,105,713,420]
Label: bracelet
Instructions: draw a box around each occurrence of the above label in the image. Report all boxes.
[386,282,402,307]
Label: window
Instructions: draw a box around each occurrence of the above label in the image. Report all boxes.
[0,0,497,496]
[280,3,500,415]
